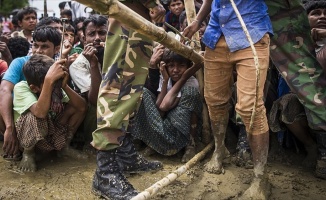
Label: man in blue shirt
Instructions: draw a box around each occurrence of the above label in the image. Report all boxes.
[0,26,75,161]
[183,0,273,199]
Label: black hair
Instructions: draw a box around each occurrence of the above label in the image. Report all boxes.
[162,48,192,68]
[73,17,86,35]
[36,16,62,29]
[65,24,75,33]
[166,0,184,6]
[7,37,30,59]
[23,54,55,87]
[60,9,72,17]
[179,10,187,25]
[17,7,37,22]
[304,0,326,14]
[59,1,71,9]
[82,15,108,35]
[33,26,62,47]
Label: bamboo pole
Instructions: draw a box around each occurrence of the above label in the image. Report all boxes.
[229,0,260,133]
[131,141,214,200]
[74,0,204,65]
[184,0,211,144]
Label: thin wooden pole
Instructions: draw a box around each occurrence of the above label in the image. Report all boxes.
[74,0,204,65]
[184,0,211,144]
[131,141,214,200]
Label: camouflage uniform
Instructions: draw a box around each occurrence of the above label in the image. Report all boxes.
[266,0,326,131]
[91,23,153,150]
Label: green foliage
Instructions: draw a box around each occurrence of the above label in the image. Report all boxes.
[0,0,29,16]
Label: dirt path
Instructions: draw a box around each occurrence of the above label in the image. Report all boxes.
[0,141,326,200]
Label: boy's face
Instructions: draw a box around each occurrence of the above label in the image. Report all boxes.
[308,8,326,29]
[32,40,60,58]
[64,31,75,45]
[18,13,37,31]
[169,0,184,16]
[199,21,207,39]
[166,61,188,82]
[84,22,107,50]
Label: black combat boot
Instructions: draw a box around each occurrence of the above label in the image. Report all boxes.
[235,125,253,169]
[116,134,163,173]
[315,131,326,179]
[92,150,138,200]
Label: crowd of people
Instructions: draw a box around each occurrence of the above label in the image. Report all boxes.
[0,0,325,199]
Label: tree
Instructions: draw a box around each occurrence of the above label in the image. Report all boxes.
[0,0,29,16]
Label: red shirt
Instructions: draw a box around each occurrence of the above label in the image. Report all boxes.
[0,59,8,77]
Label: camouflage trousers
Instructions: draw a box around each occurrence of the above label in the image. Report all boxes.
[266,0,326,131]
[91,22,153,150]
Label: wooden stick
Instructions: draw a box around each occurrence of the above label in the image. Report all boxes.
[229,0,260,133]
[184,0,211,144]
[131,141,214,200]
[74,0,204,65]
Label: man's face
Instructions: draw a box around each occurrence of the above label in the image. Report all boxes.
[18,13,37,31]
[32,40,59,58]
[76,22,84,45]
[308,8,326,29]
[84,22,107,50]
[168,0,184,16]
[49,22,63,35]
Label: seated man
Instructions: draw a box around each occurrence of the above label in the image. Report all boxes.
[130,47,203,162]
[14,54,87,172]
[69,15,107,142]
[0,26,78,161]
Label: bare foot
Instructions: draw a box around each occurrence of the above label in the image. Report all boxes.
[205,146,229,174]
[57,147,88,159]
[239,176,271,200]
[181,146,196,163]
[18,150,36,172]
[302,145,317,169]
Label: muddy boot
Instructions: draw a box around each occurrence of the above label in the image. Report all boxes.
[92,150,138,200]
[315,131,326,179]
[205,113,229,174]
[235,125,253,169]
[241,131,270,200]
[116,134,163,174]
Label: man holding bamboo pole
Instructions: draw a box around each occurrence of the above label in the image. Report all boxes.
[183,0,273,199]
[90,1,166,200]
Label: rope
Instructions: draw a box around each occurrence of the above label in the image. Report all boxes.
[229,0,261,133]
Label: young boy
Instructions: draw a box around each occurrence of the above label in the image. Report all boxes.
[130,47,202,162]
[11,7,37,54]
[13,54,86,172]
[163,0,185,32]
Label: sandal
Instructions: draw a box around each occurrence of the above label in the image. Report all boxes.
[2,151,23,161]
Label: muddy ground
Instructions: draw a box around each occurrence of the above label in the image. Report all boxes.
[0,137,326,200]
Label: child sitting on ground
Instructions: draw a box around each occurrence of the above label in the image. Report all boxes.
[130,47,202,163]
[13,54,87,172]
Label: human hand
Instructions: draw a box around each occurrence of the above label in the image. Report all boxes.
[149,44,164,68]
[159,61,169,81]
[182,20,201,43]
[0,33,11,44]
[0,41,10,54]
[82,43,99,68]
[311,28,326,45]
[149,4,166,24]
[45,59,68,84]
[2,127,20,157]
[61,39,73,59]
[67,53,79,67]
